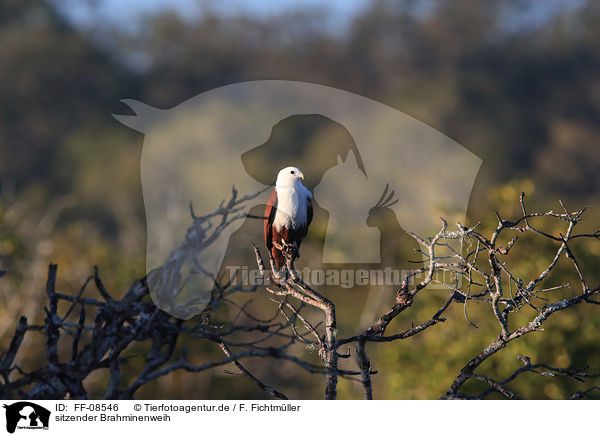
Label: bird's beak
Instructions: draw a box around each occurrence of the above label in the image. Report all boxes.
[299,171,304,180]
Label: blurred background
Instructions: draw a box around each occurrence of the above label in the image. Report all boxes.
[0,0,599,399]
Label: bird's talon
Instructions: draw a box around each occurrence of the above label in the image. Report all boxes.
[270,268,282,281]
[263,166,312,275]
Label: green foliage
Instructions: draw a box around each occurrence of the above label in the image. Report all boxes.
[1,0,599,399]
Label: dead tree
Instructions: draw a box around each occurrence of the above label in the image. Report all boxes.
[0,190,598,399]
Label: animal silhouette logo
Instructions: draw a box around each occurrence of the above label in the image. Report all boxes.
[314,152,380,263]
[114,80,481,318]
[3,402,50,433]
[365,183,420,269]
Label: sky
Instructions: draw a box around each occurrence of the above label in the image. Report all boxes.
[53,0,586,35]
[53,0,371,30]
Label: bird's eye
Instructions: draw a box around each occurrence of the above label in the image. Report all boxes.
[291,171,295,175]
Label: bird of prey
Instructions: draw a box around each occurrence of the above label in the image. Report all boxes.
[264,166,313,271]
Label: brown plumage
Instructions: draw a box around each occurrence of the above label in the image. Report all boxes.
[264,167,313,270]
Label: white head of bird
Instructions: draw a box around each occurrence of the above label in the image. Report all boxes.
[265,166,314,268]
[276,166,305,189]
